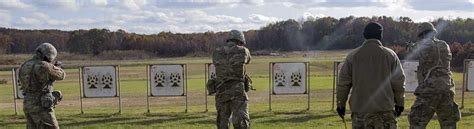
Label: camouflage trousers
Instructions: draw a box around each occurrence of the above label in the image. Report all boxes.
[408,93,460,129]
[215,99,250,129]
[25,110,59,129]
[351,111,397,129]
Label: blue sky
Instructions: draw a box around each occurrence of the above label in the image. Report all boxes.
[0,0,472,34]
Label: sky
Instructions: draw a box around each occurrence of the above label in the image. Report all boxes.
[0,0,472,34]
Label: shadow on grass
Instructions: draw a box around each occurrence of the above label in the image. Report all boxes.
[259,114,334,124]
[184,118,215,125]
[117,116,203,125]
[70,113,121,119]
[62,117,137,127]
[461,112,474,118]
[0,121,24,126]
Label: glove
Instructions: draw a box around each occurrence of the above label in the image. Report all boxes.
[52,90,63,105]
[54,60,63,68]
[394,105,404,117]
[336,106,345,119]
[54,60,63,67]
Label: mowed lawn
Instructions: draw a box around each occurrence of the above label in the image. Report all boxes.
[0,51,473,129]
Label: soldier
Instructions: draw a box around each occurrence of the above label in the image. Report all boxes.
[407,22,461,129]
[19,43,65,129]
[337,22,406,129]
[211,30,251,129]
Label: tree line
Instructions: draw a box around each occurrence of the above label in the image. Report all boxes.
[0,16,472,58]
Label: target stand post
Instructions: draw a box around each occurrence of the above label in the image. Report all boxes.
[11,68,23,115]
[461,59,474,109]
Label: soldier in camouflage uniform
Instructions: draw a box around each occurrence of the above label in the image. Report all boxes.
[212,30,251,129]
[407,22,461,129]
[337,22,406,129]
[19,43,65,129]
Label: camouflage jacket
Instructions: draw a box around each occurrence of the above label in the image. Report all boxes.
[19,56,65,113]
[409,37,455,94]
[337,39,406,113]
[212,41,251,102]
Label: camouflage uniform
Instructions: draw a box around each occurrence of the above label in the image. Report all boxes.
[19,43,65,129]
[407,22,461,129]
[213,30,251,129]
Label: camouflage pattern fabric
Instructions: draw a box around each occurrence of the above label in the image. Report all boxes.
[215,83,250,129]
[213,30,251,129]
[25,110,59,129]
[408,22,460,129]
[19,43,65,129]
[213,42,251,103]
[410,38,455,94]
[408,94,460,129]
[351,111,397,129]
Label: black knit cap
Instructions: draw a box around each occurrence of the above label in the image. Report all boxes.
[363,22,383,40]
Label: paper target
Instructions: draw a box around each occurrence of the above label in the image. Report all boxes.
[149,65,185,96]
[12,68,24,99]
[402,61,419,92]
[82,66,118,97]
[467,61,474,91]
[208,64,216,80]
[272,63,307,94]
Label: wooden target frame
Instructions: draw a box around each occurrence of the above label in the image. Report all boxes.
[269,62,311,111]
[146,64,188,113]
[79,65,121,114]
[11,68,22,115]
[461,59,474,109]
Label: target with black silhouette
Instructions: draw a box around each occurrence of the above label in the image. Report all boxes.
[146,64,188,113]
[271,62,308,94]
[461,59,474,109]
[402,60,419,92]
[79,65,121,114]
[11,68,23,115]
[204,63,216,112]
[269,62,310,111]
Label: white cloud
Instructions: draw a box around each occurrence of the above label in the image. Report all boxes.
[404,0,474,11]
[0,0,472,33]
[19,17,42,26]
[89,0,108,6]
[31,0,79,11]
[177,10,244,24]
[0,10,11,27]
[116,0,147,10]
[248,14,280,23]
[303,12,326,19]
[0,0,30,9]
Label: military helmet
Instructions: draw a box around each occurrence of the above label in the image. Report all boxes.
[417,22,437,35]
[35,43,57,62]
[227,30,246,45]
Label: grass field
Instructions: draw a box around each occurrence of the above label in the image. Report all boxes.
[0,51,473,129]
